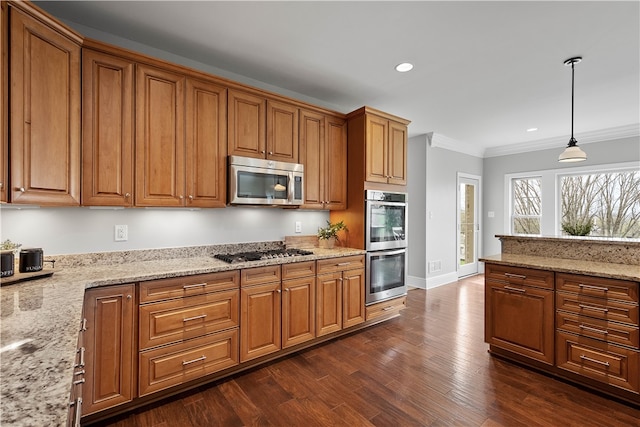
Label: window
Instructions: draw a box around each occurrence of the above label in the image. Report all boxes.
[512,177,541,235]
[560,170,640,238]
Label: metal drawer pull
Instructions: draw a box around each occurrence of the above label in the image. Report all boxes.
[69,397,82,427]
[382,306,394,311]
[579,324,609,335]
[578,304,609,313]
[183,283,207,290]
[75,347,85,368]
[505,273,526,280]
[183,314,207,322]
[182,355,207,366]
[578,283,609,292]
[73,378,85,386]
[579,355,610,367]
[336,262,351,266]
[504,286,526,293]
[74,369,85,376]
[80,318,87,331]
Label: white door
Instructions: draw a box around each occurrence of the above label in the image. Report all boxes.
[457,174,480,278]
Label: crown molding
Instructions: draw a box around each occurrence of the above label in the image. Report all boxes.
[483,123,640,158]
[428,132,485,158]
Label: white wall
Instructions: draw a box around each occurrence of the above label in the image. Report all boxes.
[424,134,483,288]
[0,206,328,256]
[407,135,427,288]
[482,136,640,256]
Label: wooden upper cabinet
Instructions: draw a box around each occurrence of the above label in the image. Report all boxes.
[135,63,185,207]
[266,99,298,162]
[0,2,7,203]
[324,116,347,209]
[299,110,346,210]
[9,5,81,205]
[228,89,266,159]
[365,114,389,184]
[185,77,227,207]
[228,89,299,162]
[81,48,134,206]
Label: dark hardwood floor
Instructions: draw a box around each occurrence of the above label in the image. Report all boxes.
[93,275,640,427]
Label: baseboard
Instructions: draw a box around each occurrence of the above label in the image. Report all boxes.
[407,275,426,289]
[426,272,459,289]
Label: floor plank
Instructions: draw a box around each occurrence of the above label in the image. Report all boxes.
[91,275,640,426]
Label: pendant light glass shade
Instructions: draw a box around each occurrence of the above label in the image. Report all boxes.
[559,57,587,163]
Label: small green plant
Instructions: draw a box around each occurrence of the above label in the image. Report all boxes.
[0,239,22,251]
[317,220,348,241]
[561,221,593,236]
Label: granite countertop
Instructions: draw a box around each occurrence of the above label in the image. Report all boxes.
[480,253,640,282]
[0,246,365,426]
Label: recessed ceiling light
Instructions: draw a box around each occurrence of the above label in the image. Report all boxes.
[395,62,414,72]
[526,127,538,132]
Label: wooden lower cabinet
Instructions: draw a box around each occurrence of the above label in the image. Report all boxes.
[484,265,555,365]
[282,272,316,349]
[82,284,136,416]
[139,329,238,396]
[366,295,407,321]
[240,281,281,362]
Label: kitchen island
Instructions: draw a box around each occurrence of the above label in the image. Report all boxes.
[481,234,640,405]
[0,243,366,426]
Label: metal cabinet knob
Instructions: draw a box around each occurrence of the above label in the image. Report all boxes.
[124,192,131,198]
[188,195,194,200]
[19,187,25,192]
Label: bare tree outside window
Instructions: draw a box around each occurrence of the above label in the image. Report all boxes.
[512,177,541,234]
[561,170,640,238]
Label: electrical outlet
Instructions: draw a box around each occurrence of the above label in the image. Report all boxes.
[295,221,302,233]
[115,225,128,241]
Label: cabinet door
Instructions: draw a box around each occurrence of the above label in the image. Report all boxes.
[282,276,316,348]
[364,114,388,184]
[228,89,266,159]
[10,7,80,205]
[0,2,6,203]
[325,116,347,210]
[135,64,185,206]
[266,99,298,162]
[240,282,281,362]
[82,49,134,206]
[342,268,365,329]
[485,280,555,365]
[316,272,343,337]
[299,109,324,208]
[387,121,407,185]
[83,284,135,415]
[185,77,227,207]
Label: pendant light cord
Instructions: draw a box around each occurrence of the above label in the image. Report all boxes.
[570,60,575,143]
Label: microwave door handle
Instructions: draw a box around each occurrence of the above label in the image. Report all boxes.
[288,172,294,203]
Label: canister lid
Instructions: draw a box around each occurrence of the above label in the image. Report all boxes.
[20,248,43,253]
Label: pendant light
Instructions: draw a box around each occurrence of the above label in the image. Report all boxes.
[558,56,587,162]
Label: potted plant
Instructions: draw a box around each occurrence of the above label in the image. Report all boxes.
[317,220,348,249]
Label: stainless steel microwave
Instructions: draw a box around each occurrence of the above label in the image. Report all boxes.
[228,156,304,206]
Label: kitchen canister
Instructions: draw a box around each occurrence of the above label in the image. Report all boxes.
[1,250,15,277]
[19,248,44,273]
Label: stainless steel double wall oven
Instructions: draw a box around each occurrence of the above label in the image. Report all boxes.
[365,190,408,304]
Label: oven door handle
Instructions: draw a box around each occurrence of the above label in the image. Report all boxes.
[367,248,407,257]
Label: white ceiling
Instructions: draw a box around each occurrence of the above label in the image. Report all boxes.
[35,1,640,157]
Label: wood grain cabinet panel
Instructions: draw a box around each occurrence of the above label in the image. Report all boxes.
[282,275,316,348]
[0,2,6,203]
[485,278,555,365]
[240,281,281,362]
[387,120,408,185]
[135,63,185,206]
[139,329,239,396]
[342,267,365,329]
[185,77,227,207]
[9,6,81,205]
[228,89,266,159]
[267,99,298,162]
[299,110,346,210]
[83,284,136,416]
[316,272,343,337]
[365,114,389,184]
[81,48,134,206]
[139,271,240,304]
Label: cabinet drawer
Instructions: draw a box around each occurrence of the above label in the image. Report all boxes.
[140,270,240,303]
[317,255,365,274]
[556,331,639,393]
[365,295,406,321]
[556,311,639,349]
[485,264,554,289]
[556,273,638,303]
[139,329,239,396]
[241,265,281,287]
[282,260,316,280]
[139,289,239,350]
[556,291,639,325]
